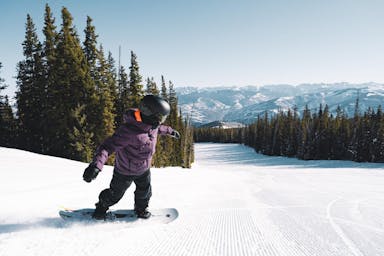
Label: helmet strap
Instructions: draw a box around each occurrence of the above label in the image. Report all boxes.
[134,110,142,122]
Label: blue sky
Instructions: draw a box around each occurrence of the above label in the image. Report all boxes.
[1,0,384,97]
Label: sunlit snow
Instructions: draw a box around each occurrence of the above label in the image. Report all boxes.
[0,143,383,256]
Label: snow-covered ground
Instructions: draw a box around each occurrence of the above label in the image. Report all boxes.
[1,143,384,256]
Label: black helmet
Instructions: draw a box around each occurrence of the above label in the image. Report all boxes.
[139,95,170,126]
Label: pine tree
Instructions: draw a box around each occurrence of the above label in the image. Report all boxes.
[146,77,159,95]
[101,50,118,165]
[167,81,181,165]
[128,51,143,108]
[181,116,194,168]
[160,75,167,100]
[43,4,57,67]
[16,14,45,152]
[349,98,361,161]
[155,76,171,165]
[152,78,168,167]
[315,104,331,159]
[298,105,313,159]
[356,110,371,161]
[261,111,271,154]
[107,51,118,101]
[50,7,95,160]
[42,3,58,154]
[69,104,94,161]
[82,16,115,145]
[83,16,98,79]
[332,105,350,159]
[254,115,263,152]
[286,107,299,156]
[94,45,116,144]
[0,62,16,147]
[115,65,129,126]
[82,15,100,145]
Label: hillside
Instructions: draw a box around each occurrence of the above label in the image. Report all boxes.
[0,144,383,255]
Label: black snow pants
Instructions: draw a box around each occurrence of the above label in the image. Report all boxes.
[97,169,152,210]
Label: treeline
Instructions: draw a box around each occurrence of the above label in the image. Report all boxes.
[0,5,193,168]
[195,102,384,163]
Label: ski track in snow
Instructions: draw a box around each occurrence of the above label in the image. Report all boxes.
[326,198,364,256]
[1,144,384,256]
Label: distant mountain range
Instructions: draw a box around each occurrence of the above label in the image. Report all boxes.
[176,82,384,126]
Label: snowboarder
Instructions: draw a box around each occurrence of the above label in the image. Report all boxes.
[83,95,180,220]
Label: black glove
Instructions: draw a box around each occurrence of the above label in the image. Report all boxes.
[170,130,181,139]
[83,164,101,183]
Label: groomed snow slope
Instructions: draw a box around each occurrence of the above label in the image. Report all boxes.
[0,143,383,256]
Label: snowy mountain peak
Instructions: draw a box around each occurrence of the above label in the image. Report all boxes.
[177,83,384,125]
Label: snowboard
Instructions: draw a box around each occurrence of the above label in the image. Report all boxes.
[59,208,178,226]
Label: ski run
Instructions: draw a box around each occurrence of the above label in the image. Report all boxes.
[0,143,383,256]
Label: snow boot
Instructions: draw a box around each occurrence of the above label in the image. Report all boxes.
[92,203,109,220]
[135,208,151,219]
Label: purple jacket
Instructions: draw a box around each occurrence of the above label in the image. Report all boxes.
[92,109,174,176]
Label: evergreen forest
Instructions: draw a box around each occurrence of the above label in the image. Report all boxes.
[0,5,194,168]
[195,102,384,163]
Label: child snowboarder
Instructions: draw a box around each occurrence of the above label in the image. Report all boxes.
[83,95,180,220]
